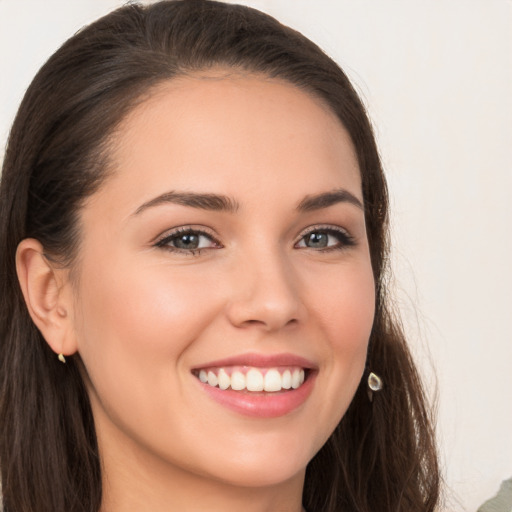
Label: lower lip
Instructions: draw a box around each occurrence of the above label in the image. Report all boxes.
[197,372,316,418]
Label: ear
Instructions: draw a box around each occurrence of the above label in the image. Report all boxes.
[16,238,78,357]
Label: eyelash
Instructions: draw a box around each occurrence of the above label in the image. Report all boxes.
[155,227,222,256]
[154,225,355,256]
[295,225,356,252]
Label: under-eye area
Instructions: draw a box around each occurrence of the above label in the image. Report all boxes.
[193,366,312,392]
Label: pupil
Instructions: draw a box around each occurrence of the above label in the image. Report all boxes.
[307,232,327,248]
[175,234,199,249]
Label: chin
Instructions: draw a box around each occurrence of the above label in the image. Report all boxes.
[209,457,308,489]
[194,431,320,489]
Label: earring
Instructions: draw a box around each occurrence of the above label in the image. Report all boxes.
[367,372,382,402]
[58,353,66,364]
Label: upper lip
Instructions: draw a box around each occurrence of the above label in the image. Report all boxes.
[192,352,317,370]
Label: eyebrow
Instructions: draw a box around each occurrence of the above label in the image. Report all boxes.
[133,187,363,216]
[296,189,363,211]
[133,191,240,215]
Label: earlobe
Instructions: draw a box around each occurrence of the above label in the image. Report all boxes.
[15,238,78,357]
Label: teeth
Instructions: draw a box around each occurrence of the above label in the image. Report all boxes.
[230,371,246,391]
[246,368,264,391]
[282,370,292,389]
[197,366,306,392]
[291,369,300,389]
[264,369,282,392]
[218,368,230,390]
[207,370,218,387]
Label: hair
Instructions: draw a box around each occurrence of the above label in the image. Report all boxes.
[0,1,440,511]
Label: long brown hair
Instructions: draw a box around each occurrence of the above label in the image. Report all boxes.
[0,1,440,511]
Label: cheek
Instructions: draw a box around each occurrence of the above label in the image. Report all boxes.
[307,261,375,400]
[336,267,375,375]
[72,253,221,397]
[313,261,375,350]
[78,256,214,340]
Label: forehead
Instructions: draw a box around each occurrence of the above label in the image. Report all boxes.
[94,72,361,213]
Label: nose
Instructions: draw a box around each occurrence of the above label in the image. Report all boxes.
[225,249,303,332]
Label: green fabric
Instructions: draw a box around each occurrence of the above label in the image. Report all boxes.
[478,478,512,512]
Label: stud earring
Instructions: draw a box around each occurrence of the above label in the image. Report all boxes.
[367,372,383,402]
[58,353,66,364]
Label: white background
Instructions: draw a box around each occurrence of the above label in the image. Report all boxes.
[1,1,511,510]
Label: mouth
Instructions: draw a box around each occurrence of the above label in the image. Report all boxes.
[193,366,308,393]
[191,354,316,418]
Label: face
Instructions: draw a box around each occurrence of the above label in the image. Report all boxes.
[69,73,375,490]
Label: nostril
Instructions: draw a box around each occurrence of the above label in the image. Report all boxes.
[239,317,298,330]
[224,271,302,331]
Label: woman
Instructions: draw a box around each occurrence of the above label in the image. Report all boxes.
[0,1,440,511]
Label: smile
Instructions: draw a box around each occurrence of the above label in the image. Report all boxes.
[195,366,306,392]
[192,353,316,418]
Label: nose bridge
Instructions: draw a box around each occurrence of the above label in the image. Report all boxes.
[226,242,302,331]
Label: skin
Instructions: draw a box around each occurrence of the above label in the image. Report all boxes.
[17,72,375,512]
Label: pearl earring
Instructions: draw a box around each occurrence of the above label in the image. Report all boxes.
[367,372,383,402]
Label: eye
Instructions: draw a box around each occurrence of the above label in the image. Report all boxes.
[155,227,221,254]
[295,227,355,251]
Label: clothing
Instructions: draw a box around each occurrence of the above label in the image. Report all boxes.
[477,478,512,512]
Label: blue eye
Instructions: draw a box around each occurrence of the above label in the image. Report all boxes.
[296,227,355,251]
[156,228,220,254]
